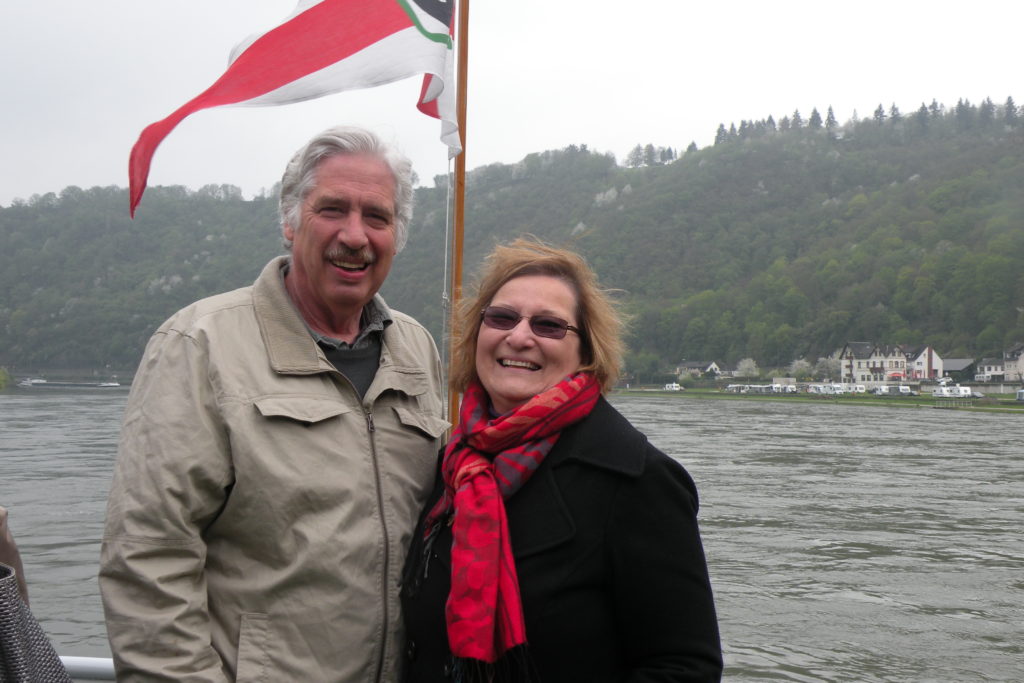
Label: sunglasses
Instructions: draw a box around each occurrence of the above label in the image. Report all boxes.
[480,306,580,340]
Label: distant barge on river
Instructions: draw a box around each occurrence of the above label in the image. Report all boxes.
[16,378,121,388]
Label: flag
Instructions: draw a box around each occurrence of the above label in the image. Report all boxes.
[128,0,459,216]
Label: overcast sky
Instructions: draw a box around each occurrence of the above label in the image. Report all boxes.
[1,1,1019,208]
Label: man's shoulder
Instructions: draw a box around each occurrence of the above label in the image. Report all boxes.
[386,309,436,346]
[157,284,256,336]
[159,258,284,336]
[382,309,440,365]
[387,308,430,333]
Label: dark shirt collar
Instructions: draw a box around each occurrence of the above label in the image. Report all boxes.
[282,259,393,350]
[312,297,393,350]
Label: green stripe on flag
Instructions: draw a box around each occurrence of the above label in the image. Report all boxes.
[396,0,453,47]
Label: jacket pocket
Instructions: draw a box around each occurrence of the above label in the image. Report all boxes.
[253,396,351,424]
[235,612,269,682]
[392,406,450,439]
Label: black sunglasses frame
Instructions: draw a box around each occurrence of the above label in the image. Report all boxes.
[480,306,580,339]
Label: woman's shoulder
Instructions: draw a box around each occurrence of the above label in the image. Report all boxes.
[553,397,701,517]
[557,397,688,480]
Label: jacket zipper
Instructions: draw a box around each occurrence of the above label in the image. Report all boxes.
[365,407,390,683]
[323,358,391,680]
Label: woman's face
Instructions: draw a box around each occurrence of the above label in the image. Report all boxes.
[475,275,583,414]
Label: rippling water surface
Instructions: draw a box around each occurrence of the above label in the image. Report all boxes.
[614,395,1023,681]
[2,389,125,657]
[2,389,1022,679]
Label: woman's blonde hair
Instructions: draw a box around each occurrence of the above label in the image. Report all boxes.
[449,237,624,394]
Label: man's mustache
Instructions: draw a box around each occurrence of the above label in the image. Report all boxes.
[325,246,376,264]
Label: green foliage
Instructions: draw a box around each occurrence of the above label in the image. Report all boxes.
[1,185,283,371]
[1,105,1022,378]
[0,367,9,389]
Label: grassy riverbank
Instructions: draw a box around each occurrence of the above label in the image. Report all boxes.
[616,388,1024,414]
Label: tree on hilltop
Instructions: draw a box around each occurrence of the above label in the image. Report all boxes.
[825,106,837,131]
[1004,96,1018,125]
[643,143,657,166]
[626,144,644,168]
[955,98,975,129]
[978,97,996,127]
[915,103,930,129]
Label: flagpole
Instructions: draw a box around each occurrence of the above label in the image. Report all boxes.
[447,0,470,425]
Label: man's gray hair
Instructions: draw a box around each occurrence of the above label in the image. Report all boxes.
[279,126,414,252]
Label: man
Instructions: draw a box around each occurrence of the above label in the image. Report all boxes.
[100,126,449,682]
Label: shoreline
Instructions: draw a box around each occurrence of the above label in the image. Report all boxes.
[614,388,1024,414]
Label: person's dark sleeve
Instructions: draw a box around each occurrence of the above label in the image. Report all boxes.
[608,448,723,682]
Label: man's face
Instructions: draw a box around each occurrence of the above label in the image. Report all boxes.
[283,154,397,331]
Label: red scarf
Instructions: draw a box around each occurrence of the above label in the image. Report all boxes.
[423,372,601,664]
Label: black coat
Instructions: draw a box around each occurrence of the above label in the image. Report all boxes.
[401,397,722,682]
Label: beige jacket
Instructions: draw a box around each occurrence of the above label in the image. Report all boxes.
[100,257,448,683]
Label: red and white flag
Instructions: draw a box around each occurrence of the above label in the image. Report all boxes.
[129,0,459,216]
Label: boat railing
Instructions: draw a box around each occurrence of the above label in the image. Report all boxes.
[61,656,115,681]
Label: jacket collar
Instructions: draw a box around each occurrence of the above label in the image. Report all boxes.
[252,257,430,397]
[253,256,329,375]
[549,397,647,477]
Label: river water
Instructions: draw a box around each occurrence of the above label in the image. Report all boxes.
[1,389,1022,680]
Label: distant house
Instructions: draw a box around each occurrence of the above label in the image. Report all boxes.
[975,358,1005,382]
[901,345,943,380]
[942,358,976,381]
[833,342,907,383]
[1004,342,1024,382]
[676,360,721,377]
[832,342,873,383]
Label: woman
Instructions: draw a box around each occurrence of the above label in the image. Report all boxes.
[401,239,722,682]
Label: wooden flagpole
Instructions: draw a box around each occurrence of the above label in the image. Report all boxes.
[447,0,470,425]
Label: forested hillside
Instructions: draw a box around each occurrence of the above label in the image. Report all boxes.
[2,97,1022,376]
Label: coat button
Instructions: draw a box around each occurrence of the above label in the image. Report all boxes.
[406,640,416,660]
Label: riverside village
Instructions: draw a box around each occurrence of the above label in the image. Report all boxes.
[665,341,1024,403]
